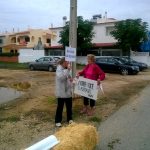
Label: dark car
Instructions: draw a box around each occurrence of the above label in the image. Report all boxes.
[28,56,57,71]
[113,57,148,71]
[96,57,139,75]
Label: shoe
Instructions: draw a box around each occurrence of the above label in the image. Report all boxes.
[69,120,74,124]
[55,123,62,127]
[80,107,87,114]
[87,108,95,116]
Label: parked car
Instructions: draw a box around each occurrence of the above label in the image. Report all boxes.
[28,56,58,71]
[113,57,148,71]
[95,57,139,75]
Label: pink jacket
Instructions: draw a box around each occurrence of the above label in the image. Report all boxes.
[78,63,105,81]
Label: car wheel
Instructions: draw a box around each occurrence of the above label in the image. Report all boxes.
[48,66,53,72]
[30,65,34,71]
[121,69,128,75]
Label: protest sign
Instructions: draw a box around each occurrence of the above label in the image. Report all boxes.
[74,77,98,100]
[65,46,76,62]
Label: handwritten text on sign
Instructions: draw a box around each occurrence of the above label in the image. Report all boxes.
[65,46,76,62]
[74,77,98,100]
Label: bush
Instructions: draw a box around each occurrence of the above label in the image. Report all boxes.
[0,52,19,57]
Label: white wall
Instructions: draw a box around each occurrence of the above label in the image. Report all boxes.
[19,49,44,63]
[92,23,117,43]
[50,21,117,47]
[131,56,150,66]
[51,28,63,46]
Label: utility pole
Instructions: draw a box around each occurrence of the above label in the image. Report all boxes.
[69,0,77,78]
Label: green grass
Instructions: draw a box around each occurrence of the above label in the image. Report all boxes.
[76,64,85,70]
[88,116,102,123]
[0,116,20,122]
[0,62,28,69]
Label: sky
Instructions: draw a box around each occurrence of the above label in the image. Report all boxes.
[0,0,150,33]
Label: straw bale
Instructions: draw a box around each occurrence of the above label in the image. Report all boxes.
[53,123,98,150]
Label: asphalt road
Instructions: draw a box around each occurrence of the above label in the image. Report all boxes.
[96,85,150,150]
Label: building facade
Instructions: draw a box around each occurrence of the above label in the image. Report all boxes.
[46,15,121,56]
[0,29,54,54]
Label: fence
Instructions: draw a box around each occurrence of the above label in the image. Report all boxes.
[18,49,44,63]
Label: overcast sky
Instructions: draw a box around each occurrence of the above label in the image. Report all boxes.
[0,0,150,33]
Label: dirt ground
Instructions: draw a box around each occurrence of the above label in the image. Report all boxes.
[0,69,150,150]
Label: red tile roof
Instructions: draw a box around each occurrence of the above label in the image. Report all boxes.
[93,42,116,47]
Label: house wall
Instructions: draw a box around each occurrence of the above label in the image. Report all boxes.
[18,49,44,63]
[92,22,117,43]
[27,29,46,47]
[50,28,63,46]
[49,20,117,47]
[0,35,10,52]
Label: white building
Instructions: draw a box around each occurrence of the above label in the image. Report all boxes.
[45,14,121,56]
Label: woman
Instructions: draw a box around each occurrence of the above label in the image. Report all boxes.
[55,57,73,127]
[77,54,105,116]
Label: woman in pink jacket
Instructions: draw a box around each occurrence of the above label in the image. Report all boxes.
[77,54,105,116]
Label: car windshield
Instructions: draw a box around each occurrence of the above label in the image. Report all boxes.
[53,57,61,61]
[122,57,135,63]
[115,59,123,64]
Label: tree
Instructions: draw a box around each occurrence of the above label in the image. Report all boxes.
[59,16,94,55]
[110,18,148,55]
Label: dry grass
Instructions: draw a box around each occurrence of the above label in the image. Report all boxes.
[54,123,98,150]
[0,69,150,150]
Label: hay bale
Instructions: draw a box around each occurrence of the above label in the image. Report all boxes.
[53,123,98,150]
[12,82,31,90]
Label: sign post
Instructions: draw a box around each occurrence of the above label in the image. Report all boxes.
[69,0,77,78]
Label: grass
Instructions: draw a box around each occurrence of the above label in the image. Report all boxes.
[0,116,20,122]
[47,96,56,104]
[88,116,102,123]
[108,80,150,107]
[0,62,28,69]
[0,62,84,70]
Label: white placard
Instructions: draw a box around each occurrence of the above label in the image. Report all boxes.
[74,77,98,100]
[65,46,76,62]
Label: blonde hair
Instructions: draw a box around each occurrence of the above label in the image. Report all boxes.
[87,54,95,62]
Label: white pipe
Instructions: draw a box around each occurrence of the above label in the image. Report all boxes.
[25,135,59,150]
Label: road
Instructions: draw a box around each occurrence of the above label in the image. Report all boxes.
[96,85,150,150]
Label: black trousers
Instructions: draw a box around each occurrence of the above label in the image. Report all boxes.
[83,97,95,107]
[55,97,72,123]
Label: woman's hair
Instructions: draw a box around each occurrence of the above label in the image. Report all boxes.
[58,57,66,65]
[87,54,95,62]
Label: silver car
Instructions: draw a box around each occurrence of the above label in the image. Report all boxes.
[29,56,58,72]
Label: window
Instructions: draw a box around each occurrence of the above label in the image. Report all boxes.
[96,58,107,63]
[11,37,16,43]
[106,26,114,36]
[44,57,52,61]
[107,58,115,64]
[25,36,30,42]
[0,39,3,44]
[38,58,44,62]
[46,39,51,43]
[10,49,14,53]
